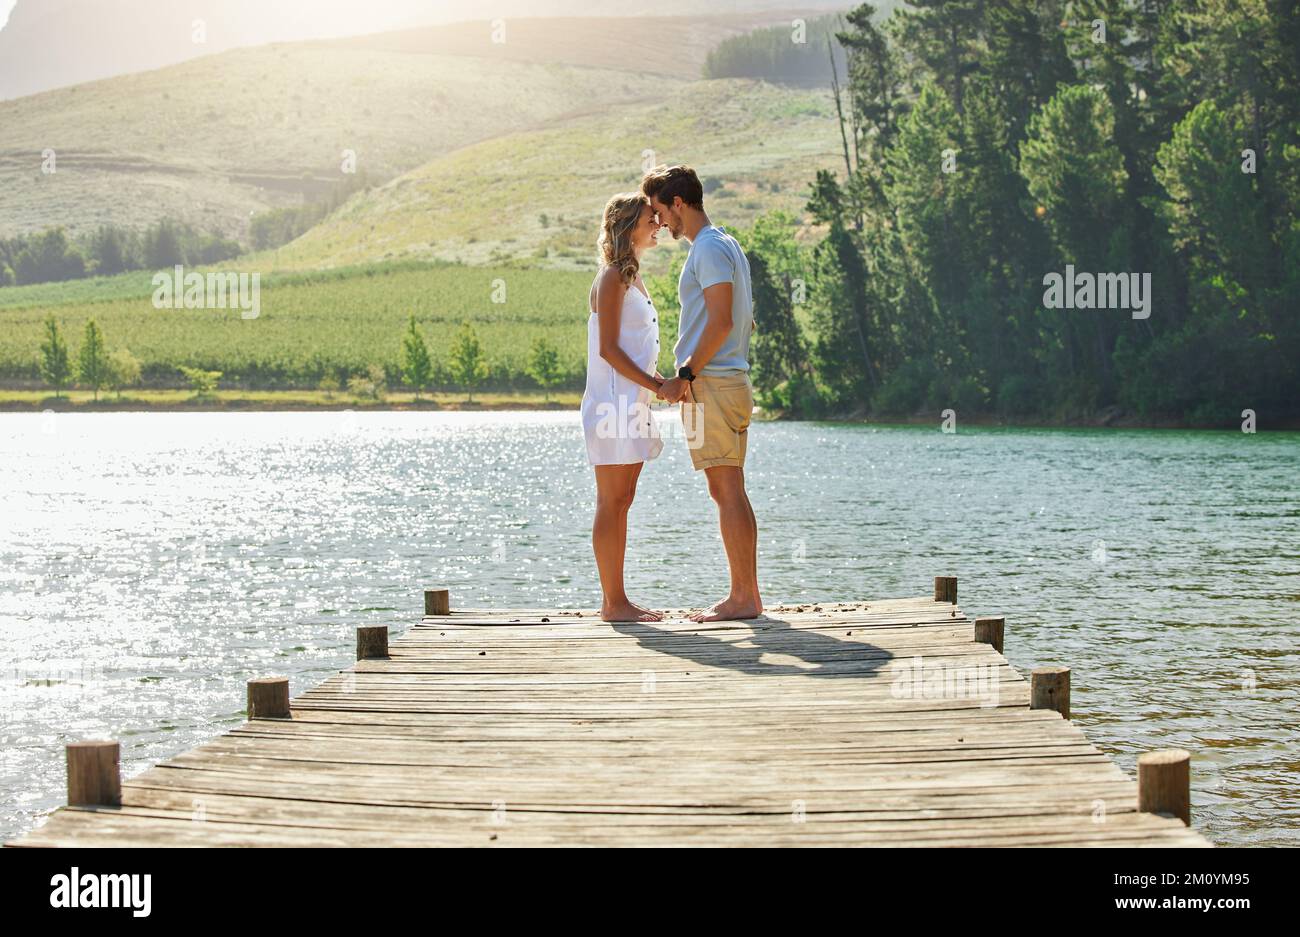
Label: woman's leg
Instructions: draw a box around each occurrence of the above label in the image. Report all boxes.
[593,463,661,622]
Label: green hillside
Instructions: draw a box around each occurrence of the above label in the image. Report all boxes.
[0,51,667,240]
[268,79,839,273]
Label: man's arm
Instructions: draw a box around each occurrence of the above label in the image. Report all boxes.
[659,240,735,404]
[661,281,734,401]
[681,281,733,375]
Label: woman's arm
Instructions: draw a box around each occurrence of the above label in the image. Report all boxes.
[595,267,662,394]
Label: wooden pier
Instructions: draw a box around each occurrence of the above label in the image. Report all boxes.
[8,582,1211,847]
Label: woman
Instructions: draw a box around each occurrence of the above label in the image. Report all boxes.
[581,193,666,623]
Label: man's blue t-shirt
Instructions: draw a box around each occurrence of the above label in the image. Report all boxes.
[675,225,754,375]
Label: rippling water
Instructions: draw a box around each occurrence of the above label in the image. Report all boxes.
[1,412,1296,845]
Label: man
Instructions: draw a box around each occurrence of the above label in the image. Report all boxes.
[641,164,762,622]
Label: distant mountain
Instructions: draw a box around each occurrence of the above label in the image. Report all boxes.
[0,0,847,101]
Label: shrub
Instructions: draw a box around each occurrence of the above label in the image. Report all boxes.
[179,366,222,399]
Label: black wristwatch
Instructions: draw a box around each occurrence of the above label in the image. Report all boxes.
[677,365,696,383]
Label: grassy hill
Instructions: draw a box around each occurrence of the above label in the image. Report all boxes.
[0,51,668,240]
[0,12,825,241]
[268,79,839,273]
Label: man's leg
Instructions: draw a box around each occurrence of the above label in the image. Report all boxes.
[690,465,762,622]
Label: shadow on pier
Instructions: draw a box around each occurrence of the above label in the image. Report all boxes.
[612,615,894,679]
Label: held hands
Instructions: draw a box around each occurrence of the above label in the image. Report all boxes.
[656,376,690,404]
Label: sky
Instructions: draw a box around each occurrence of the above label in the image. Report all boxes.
[0,1,13,31]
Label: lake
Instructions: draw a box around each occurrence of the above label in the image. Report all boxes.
[1,411,1296,846]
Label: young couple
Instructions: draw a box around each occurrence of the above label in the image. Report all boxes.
[580,165,762,624]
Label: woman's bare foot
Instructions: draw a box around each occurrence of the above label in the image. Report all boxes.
[688,596,763,622]
[629,601,665,621]
[601,601,663,622]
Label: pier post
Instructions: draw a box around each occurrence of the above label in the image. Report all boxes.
[357,625,389,660]
[1138,749,1192,826]
[247,676,290,719]
[424,588,451,616]
[1030,666,1070,719]
[973,616,1004,653]
[933,576,957,604]
[66,741,121,807]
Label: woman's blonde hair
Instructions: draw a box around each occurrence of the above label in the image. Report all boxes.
[597,192,648,285]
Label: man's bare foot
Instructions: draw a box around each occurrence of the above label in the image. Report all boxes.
[601,602,664,622]
[689,597,763,622]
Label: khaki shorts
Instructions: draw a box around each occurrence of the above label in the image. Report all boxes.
[682,372,753,470]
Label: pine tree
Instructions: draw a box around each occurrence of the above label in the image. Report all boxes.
[39,316,72,397]
[983,0,1075,140]
[144,220,185,269]
[888,0,985,115]
[89,225,133,276]
[399,314,433,400]
[449,322,488,403]
[1020,85,1128,271]
[77,318,109,401]
[526,338,562,402]
[739,212,815,410]
[1020,84,1129,398]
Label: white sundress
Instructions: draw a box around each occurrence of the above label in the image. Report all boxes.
[580,281,665,465]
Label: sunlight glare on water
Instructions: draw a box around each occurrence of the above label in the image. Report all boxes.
[1,411,1296,845]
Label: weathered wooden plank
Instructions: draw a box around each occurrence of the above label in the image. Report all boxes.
[115,787,1155,828]
[13,806,1207,848]
[5,596,1213,848]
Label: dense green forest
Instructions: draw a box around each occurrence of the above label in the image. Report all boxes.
[703,14,849,85]
[0,222,242,287]
[702,5,907,85]
[745,0,1299,425]
[0,172,375,288]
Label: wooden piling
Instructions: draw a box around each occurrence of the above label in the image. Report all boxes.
[424,588,451,616]
[973,616,1004,653]
[247,676,290,719]
[66,741,121,807]
[1138,749,1192,826]
[933,576,957,604]
[13,594,1211,848]
[1030,666,1070,719]
[357,625,389,660]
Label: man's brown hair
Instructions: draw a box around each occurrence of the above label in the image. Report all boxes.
[641,164,704,210]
